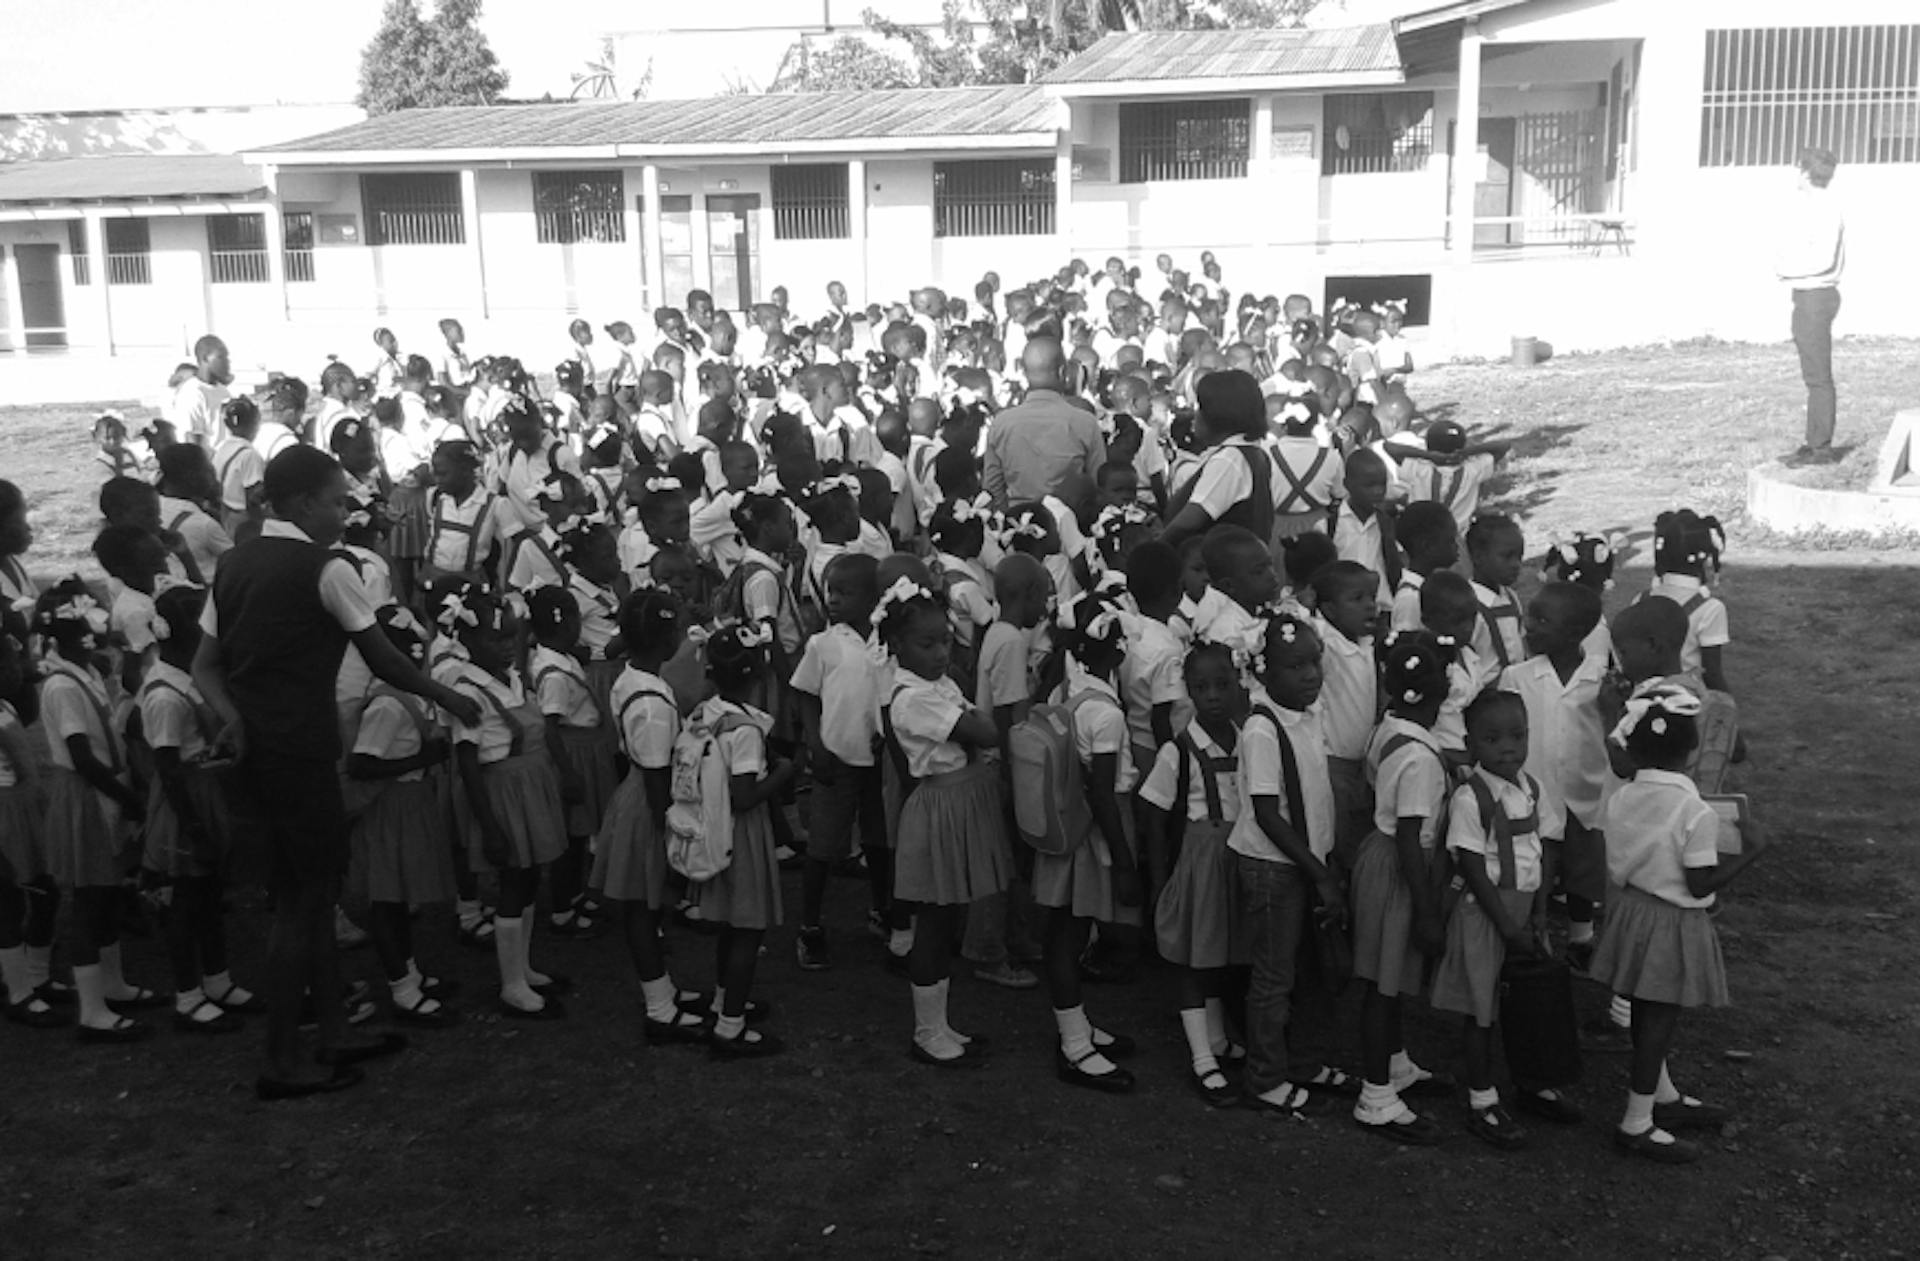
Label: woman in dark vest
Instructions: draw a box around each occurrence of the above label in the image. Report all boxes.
[195,446,480,1100]
[1160,370,1281,550]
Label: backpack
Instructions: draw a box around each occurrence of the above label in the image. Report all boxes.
[664,702,754,882]
[1007,692,1100,855]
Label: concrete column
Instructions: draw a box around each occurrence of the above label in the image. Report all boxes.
[1448,18,1483,255]
[261,205,288,322]
[1054,129,1073,258]
[460,168,488,317]
[0,246,22,357]
[1252,94,1276,272]
[621,174,643,311]
[847,158,868,306]
[84,210,113,355]
[641,162,664,314]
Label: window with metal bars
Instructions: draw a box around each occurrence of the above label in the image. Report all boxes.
[932,159,1054,238]
[1321,92,1436,176]
[67,220,90,285]
[283,211,316,283]
[104,217,151,285]
[533,170,626,244]
[207,213,270,284]
[361,173,465,246]
[1700,25,1920,167]
[1119,99,1250,182]
[771,164,850,240]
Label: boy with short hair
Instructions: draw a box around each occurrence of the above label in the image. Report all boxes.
[634,370,679,464]
[1309,560,1381,865]
[1121,541,1193,903]
[1396,420,1511,537]
[156,444,235,583]
[1331,449,1400,611]
[1192,525,1278,656]
[1390,501,1459,633]
[1465,514,1528,671]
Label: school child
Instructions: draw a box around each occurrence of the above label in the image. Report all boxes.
[927,498,997,677]
[801,478,889,614]
[93,410,146,481]
[1390,502,1459,633]
[1607,598,1708,724]
[1113,543,1189,895]
[1501,581,1609,971]
[1644,510,1734,694]
[1191,525,1276,656]
[314,361,361,453]
[508,472,590,590]
[213,398,267,534]
[1431,689,1575,1148]
[878,578,1012,1066]
[155,444,235,582]
[493,395,582,535]
[1233,613,1351,1116]
[1270,397,1344,540]
[330,415,388,509]
[135,580,253,1034]
[790,555,885,972]
[1329,449,1399,610]
[718,492,804,721]
[1466,513,1528,671]
[1140,639,1247,1105]
[441,583,570,1019]
[1349,632,1456,1143]
[254,378,304,462]
[1278,530,1337,617]
[1542,531,1623,666]
[436,318,474,391]
[1397,421,1510,537]
[0,605,61,1027]
[650,550,715,717]
[1419,571,1495,772]
[420,441,508,588]
[1309,560,1381,869]
[552,359,587,445]
[1004,497,1094,610]
[690,623,795,1058]
[1090,500,1159,577]
[1031,595,1142,1092]
[0,481,30,608]
[370,326,404,398]
[35,579,154,1040]
[605,322,645,398]
[521,585,615,940]
[578,412,629,516]
[92,525,169,693]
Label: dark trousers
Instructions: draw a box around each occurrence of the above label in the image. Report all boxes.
[1236,854,1328,1095]
[1791,287,1841,450]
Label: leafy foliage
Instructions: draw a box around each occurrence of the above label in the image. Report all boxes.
[357,0,510,114]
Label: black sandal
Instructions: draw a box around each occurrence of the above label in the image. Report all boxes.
[172,997,244,1035]
[1055,1046,1135,1094]
[1291,1067,1362,1098]
[677,991,771,1024]
[643,1009,709,1045]
[77,1015,152,1044]
[1190,1064,1237,1107]
[1247,1083,1317,1119]
[5,995,70,1029]
[390,990,460,1028]
[205,983,267,1015]
[105,986,169,1011]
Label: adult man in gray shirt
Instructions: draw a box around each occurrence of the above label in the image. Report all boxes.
[1776,147,1845,465]
[983,338,1107,506]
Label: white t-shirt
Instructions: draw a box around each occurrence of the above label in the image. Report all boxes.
[789,624,878,767]
[1500,654,1611,829]
[136,661,209,762]
[1067,667,1136,795]
[1331,503,1391,610]
[171,379,229,448]
[159,496,233,582]
[1602,769,1720,909]
[213,436,265,514]
[1119,614,1188,755]
[1182,437,1277,523]
[1227,688,1334,866]
[39,658,121,776]
[353,690,437,783]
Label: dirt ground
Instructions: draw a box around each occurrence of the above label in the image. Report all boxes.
[3,343,1919,1259]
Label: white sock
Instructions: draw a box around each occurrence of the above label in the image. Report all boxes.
[640,975,681,1024]
[1389,1050,1429,1092]
[99,941,135,999]
[74,963,114,1029]
[913,980,963,1059]
[174,985,205,1016]
[1054,1005,1116,1074]
[520,913,549,987]
[1355,1080,1413,1126]
[493,915,540,1009]
[457,898,483,929]
[710,987,727,1017]
[0,945,28,1002]
[1655,1062,1684,1106]
[714,1012,746,1040]
[203,970,234,999]
[1469,1086,1501,1111]
[1610,994,1632,1029]
[401,960,423,988]
[389,972,424,1010]
[1179,1007,1218,1075]
[888,927,913,958]
[1569,921,1594,945]
[24,944,52,990]
[1203,996,1231,1054]
[1621,1090,1656,1136]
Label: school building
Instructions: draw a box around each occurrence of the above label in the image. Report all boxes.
[1,0,1917,384]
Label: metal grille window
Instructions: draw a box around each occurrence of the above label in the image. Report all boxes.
[1701,25,1920,167]
[67,219,90,285]
[283,211,316,283]
[533,170,626,244]
[771,164,850,240]
[207,213,270,284]
[1322,92,1436,175]
[361,173,465,246]
[932,159,1054,238]
[104,217,151,285]
[1119,99,1250,182]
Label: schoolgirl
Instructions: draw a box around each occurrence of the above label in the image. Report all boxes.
[877,577,1010,1067]
[508,471,590,591]
[93,410,147,481]
[1643,510,1733,693]
[0,604,60,1027]
[720,492,804,732]
[0,480,33,607]
[590,588,709,1044]
[420,441,509,588]
[1465,514,1528,671]
[1591,684,1766,1164]
[526,585,617,938]
[1542,531,1624,666]
[1033,594,1143,1093]
[927,497,997,679]
[1140,639,1245,1105]
[35,579,154,1040]
[690,623,794,1058]
[441,582,570,1019]
[1350,632,1456,1144]
[344,606,458,1026]
[618,472,693,591]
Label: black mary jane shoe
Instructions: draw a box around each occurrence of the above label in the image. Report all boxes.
[1090,1030,1136,1060]
[644,1010,710,1045]
[1055,1046,1135,1095]
[910,1039,989,1070]
[5,996,71,1029]
[172,998,245,1035]
[1189,1065,1238,1108]
[528,972,573,999]
[76,1015,154,1045]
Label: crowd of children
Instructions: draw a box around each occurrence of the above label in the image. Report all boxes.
[0,262,1767,1161]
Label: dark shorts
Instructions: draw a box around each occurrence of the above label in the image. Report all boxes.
[244,760,350,904]
[808,757,886,863]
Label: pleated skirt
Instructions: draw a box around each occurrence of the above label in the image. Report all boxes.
[1589,884,1729,1009]
[1033,807,1142,926]
[388,482,429,560]
[44,767,124,889]
[557,722,620,838]
[693,804,783,930]
[1349,830,1425,998]
[354,776,456,904]
[585,658,624,723]
[467,751,568,872]
[892,760,1013,907]
[1154,817,1243,968]
[141,768,233,880]
[1431,888,1535,1027]
[590,770,668,908]
[0,783,48,883]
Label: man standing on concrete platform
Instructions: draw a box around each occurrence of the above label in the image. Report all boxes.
[983,337,1106,507]
[1777,147,1845,466]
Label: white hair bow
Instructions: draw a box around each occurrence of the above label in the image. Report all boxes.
[949,493,993,525]
[148,575,203,644]
[871,575,932,630]
[42,592,111,649]
[435,592,479,633]
[1609,684,1703,748]
[644,476,682,495]
[734,621,773,649]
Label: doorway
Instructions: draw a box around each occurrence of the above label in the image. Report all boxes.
[1472,117,1517,247]
[14,243,67,349]
[704,194,760,312]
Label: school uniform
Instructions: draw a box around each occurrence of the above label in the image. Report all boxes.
[932,550,997,656]
[1434,640,1497,756]
[507,525,570,591]
[688,487,746,578]
[254,421,299,464]
[422,486,508,584]
[110,587,160,663]
[1501,652,1609,901]
[633,405,678,464]
[1142,721,1244,968]
[1188,591,1265,659]
[348,685,455,905]
[791,623,885,862]
[213,436,264,531]
[1032,666,1139,924]
[495,437,581,534]
[1350,718,1447,998]
[449,664,567,873]
[136,661,233,880]
[1330,502,1393,610]
[1641,574,1730,677]
[332,542,393,730]
[1270,435,1343,539]
[1469,580,1527,672]
[1432,769,1563,1026]
[590,667,679,907]
[690,697,784,930]
[1389,572,1425,634]
[0,700,47,883]
[314,399,357,455]
[886,671,1012,906]
[1588,770,1729,1007]
[1233,687,1337,1094]
[1399,452,1499,537]
[1119,614,1189,774]
[159,495,233,582]
[1312,613,1378,857]
[39,657,129,889]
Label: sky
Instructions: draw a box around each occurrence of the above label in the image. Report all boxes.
[0,0,1414,114]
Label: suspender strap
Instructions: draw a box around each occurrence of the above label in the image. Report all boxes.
[879,684,918,797]
[143,679,219,748]
[1250,704,1312,857]
[1176,731,1234,826]
[167,510,192,533]
[1274,447,1330,514]
[1464,772,1527,891]
[473,682,526,757]
[1479,594,1521,668]
[1429,465,1466,508]
[52,667,123,776]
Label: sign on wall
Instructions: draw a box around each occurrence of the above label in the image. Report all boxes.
[1271,126,1316,160]
[1072,145,1111,183]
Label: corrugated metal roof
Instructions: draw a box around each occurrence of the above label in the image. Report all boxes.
[0,153,267,204]
[1041,24,1401,85]
[261,85,1062,157]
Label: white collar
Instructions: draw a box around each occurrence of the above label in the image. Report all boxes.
[1633,768,1698,791]
[261,518,316,543]
[1657,573,1705,593]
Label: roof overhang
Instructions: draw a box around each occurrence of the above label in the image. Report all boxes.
[1394,0,1535,35]
[0,199,267,223]
[1044,68,1408,98]
[252,131,1058,168]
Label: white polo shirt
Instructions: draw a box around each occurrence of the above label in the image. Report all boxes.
[1602,769,1719,909]
[1447,767,1563,895]
[1228,688,1334,866]
[1312,612,1376,761]
[1500,653,1611,829]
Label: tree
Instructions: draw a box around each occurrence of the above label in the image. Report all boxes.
[357,0,510,114]
[770,34,918,93]
[572,37,653,100]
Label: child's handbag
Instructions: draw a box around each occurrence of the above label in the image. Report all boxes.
[1498,952,1582,1088]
